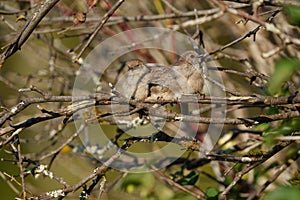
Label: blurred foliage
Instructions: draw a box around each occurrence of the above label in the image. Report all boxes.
[264,118,300,147]
[205,187,219,200]
[118,173,195,200]
[268,57,300,95]
[289,170,300,188]
[284,6,300,26]
[171,170,199,186]
[263,186,300,200]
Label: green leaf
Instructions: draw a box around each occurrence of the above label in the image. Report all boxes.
[267,106,279,115]
[284,6,300,26]
[263,186,300,200]
[120,173,155,193]
[176,171,199,185]
[254,123,270,132]
[268,57,300,95]
[264,133,277,147]
[205,187,219,200]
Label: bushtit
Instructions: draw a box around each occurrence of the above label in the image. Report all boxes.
[113,51,205,140]
[116,51,203,101]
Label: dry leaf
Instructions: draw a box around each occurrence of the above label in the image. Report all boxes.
[73,12,87,25]
[87,0,98,8]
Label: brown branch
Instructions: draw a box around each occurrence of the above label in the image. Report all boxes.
[152,170,205,199]
[74,0,125,62]
[0,171,20,195]
[1,92,299,131]
[220,0,300,7]
[0,112,63,141]
[248,149,300,200]
[219,140,294,198]
[37,137,132,199]
[38,123,86,161]
[16,135,26,199]
[208,0,266,26]
[0,0,61,67]
[207,9,280,56]
[42,4,250,24]
[150,109,300,125]
[0,92,100,127]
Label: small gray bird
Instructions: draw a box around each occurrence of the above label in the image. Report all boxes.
[116,51,204,101]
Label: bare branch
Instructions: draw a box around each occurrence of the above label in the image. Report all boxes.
[0,0,61,67]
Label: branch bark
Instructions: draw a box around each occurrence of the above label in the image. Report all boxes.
[0,0,61,67]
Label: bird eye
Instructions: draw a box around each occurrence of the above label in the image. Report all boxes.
[190,54,195,58]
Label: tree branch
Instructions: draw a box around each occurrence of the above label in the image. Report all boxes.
[0,0,61,67]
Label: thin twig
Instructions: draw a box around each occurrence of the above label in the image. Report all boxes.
[74,0,125,62]
[0,0,61,67]
[16,135,26,199]
[220,140,294,198]
[247,150,300,200]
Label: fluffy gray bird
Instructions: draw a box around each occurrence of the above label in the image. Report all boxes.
[116,51,204,101]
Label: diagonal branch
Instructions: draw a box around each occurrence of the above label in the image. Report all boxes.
[74,0,126,62]
[0,0,61,67]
